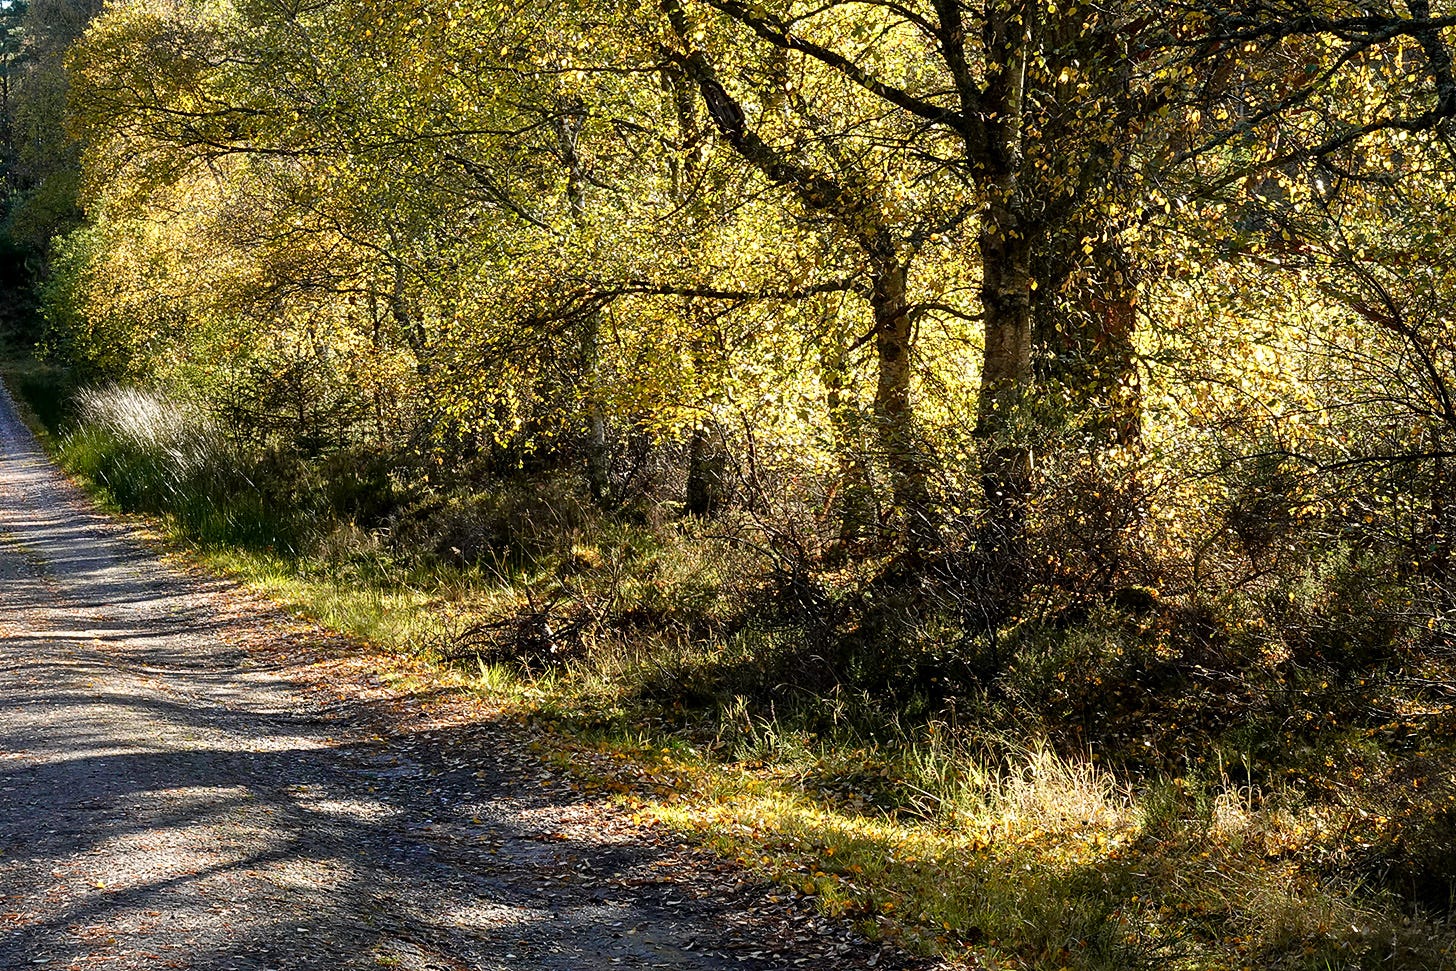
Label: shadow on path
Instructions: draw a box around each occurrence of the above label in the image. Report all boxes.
[0,387,926,970]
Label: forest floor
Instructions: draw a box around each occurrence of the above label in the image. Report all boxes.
[0,388,944,969]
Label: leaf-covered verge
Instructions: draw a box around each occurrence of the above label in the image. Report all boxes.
[3,372,1450,971]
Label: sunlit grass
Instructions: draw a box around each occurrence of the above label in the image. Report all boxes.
[197,546,439,647]
[527,725,1453,971]
[15,375,1456,971]
[71,529,1456,968]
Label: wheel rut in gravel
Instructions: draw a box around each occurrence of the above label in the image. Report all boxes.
[0,387,934,971]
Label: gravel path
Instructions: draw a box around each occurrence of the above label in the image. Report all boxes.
[0,389,936,971]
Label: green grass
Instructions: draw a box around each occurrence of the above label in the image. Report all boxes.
[196,546,446,647]
[1,356,78,440]
[8,373,1456,971]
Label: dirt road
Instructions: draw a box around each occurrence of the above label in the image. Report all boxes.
[0,389,928,971]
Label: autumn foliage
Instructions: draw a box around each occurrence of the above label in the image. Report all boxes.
[1,0,1455,966]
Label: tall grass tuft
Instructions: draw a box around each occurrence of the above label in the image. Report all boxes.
[62,384,300,551]
[74,384,219,476]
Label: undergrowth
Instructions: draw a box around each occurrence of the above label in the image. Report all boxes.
[11,377,1456,970]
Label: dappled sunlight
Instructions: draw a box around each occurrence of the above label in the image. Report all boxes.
[0,387,888,971]
[4,0,1456,966]
[290,785,403,826]
[402,898,555,933]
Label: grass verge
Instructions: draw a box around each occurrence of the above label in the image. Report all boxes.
[7,371,1455,971]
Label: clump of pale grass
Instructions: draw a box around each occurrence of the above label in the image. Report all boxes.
[987,744,1140,831]
[902,730,1140,836]
[74,384,222,476]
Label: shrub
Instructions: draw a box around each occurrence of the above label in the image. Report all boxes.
[392,475,594,568]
